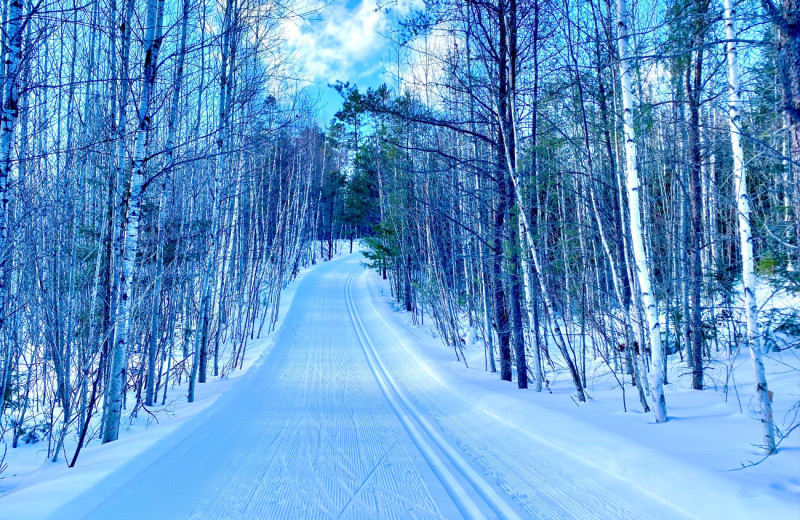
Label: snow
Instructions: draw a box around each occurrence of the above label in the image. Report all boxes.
[0,251,798,519]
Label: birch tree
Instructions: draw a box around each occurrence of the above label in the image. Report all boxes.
[616,0,667,422]
[724,0,776,454]
[103,0,166,443]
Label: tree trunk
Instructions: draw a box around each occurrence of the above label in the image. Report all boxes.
[726,0,777,454]
[617,0,667,422]
[102,0,165,443]
[686,32,706,390]
[0,0,24,340]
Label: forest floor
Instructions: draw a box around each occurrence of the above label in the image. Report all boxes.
[0,251,798,519]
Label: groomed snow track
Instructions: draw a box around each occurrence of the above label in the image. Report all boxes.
[40,254,697,520]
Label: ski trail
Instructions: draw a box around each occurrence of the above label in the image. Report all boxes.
[352,265,699,520]
[39,254,699,520]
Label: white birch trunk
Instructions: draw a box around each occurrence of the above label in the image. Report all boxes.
[518,216,542,390]
[102,0,165,443]
[617,0,667,422]
[724,0,776,454]
[0,0,24,335]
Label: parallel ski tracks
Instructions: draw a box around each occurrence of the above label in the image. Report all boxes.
[344,269,523,520]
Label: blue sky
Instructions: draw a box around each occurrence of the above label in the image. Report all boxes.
[282,0,407,124]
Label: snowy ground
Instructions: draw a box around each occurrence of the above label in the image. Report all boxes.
[0,252,798,519]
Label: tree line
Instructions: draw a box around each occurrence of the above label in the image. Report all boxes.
[325,0,798,456]
[0,0,348,466]
[0,0,796,469]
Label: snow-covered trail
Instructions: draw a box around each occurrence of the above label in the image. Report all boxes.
[48,254,692,520]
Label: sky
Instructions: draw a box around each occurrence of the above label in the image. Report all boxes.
[281,0,404,124]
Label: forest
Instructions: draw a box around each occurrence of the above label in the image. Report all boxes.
[0,0,797,479]
[325,0,799,457]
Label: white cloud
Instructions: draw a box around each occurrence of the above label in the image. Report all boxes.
[281,0,392,85]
